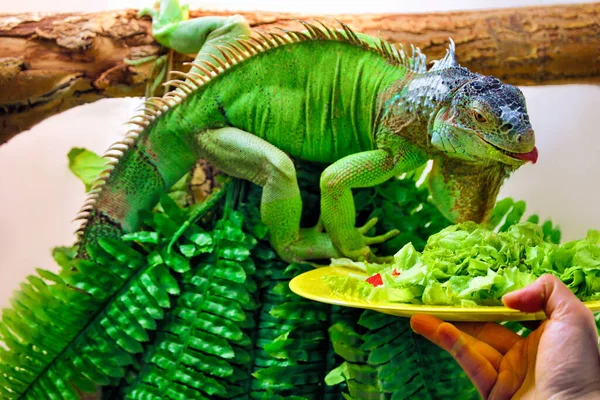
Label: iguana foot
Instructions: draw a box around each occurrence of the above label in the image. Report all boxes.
[335,217,399,261]
[139,0,189,48]
[276,218,398,263]
[279,225,343,263]
[139,0,250,55]
[137,0,250,96]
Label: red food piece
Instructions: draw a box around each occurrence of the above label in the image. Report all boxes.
[366,273,383,287]
[391,269,401,276]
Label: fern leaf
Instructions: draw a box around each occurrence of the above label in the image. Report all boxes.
[250,257,333,399]
[0,241,170,398]
[121,209,259,399]
[0,193,223,399]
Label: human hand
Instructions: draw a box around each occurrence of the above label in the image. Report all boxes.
[410,274,600,399]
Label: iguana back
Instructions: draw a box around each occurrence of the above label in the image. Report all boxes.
[215,39,405,162]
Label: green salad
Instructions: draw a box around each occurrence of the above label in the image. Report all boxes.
[325,222,600,307]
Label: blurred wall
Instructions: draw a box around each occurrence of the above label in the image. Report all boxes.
[0,0,598,307]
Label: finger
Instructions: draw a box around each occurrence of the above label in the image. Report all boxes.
[453,322,521,355]
[488,369,521,400]
[503,274,596,325]
[412,315,503,368]
[411,315,499,397]
[487,336,538,400]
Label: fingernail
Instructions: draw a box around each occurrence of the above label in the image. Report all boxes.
[502,289,520,306]
[409,318,422,335]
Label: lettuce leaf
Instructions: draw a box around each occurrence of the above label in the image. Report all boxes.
[327,222,600,306]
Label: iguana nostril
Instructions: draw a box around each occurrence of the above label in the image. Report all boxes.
[517,129,535,145]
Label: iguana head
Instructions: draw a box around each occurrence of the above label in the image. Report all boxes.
[430,75,537,166]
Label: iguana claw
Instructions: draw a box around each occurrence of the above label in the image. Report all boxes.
[359,217,400,245]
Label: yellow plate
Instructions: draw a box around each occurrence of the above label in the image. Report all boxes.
[289,266,600,322]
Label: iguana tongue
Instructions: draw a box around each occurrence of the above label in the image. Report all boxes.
[511,147,538,164]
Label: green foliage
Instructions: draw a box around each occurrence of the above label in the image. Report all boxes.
[326,312,478,400]
[0,220,184,398]
[103,183,340,400]
[67,148,106,191]
[0,183,218,398]
[0,150,585,400]
[120,207,259,399]
[251,256,331,399]
[489,197,561,243]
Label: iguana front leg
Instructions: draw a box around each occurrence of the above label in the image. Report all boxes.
[196,127,342,262]
[320,147,428,260]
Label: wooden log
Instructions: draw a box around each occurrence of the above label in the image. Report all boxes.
[0,3,598,144]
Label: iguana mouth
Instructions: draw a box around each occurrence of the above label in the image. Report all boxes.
[508,147,538,163]
[486,140,538,164]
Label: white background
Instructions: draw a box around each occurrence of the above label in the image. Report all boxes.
[0,0,598,307]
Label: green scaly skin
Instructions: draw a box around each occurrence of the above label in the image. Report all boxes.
[76,0,537,263]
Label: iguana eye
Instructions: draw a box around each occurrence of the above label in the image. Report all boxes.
[473,111,487,123]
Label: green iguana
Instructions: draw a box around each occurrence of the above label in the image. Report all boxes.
[76,0,538,263]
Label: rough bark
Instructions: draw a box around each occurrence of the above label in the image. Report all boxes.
[0,3,598,144]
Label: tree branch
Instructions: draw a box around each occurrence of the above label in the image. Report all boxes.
[0,3,598,144]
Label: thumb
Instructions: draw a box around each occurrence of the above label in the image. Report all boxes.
[502,274,600,346]
[503,274,591,321]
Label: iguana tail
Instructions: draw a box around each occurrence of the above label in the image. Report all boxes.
[74,95,202,257]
